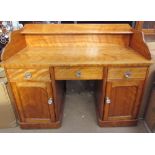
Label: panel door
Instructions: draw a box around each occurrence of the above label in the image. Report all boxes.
[103,80,144,121]
[11,82,55,123]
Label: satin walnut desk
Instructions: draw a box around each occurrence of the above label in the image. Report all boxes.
[1,24,152,129]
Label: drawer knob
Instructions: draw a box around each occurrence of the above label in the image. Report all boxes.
[124,71,132,78]
[75,70,81,78]
[48,98,53,104]
[24,72,32,79]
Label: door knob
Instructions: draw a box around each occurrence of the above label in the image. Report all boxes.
[105,97,111,104]
[48,98,53,104]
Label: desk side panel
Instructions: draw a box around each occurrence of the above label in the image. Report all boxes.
[1,30,27,61]
[130,30,151,60]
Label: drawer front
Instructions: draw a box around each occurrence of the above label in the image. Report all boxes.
[108,67,147,80]
[55,67,103,80]
[7,69,51,82]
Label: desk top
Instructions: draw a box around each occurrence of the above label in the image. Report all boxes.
[2,45,151,68]
[1,24,152,68]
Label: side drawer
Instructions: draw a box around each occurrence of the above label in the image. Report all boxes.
[54,66,103,80]
[6,69,51,82]
[108,67,148,80]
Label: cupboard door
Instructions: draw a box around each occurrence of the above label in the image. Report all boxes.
[103,80,144,121]
[11,82,55,123]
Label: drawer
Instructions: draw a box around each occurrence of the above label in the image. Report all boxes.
[7,69,51,82]
[108,67,148,80]
[55,67,103,80]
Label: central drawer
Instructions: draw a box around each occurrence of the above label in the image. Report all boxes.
[54,67,103,80]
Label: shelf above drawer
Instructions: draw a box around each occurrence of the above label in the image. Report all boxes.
[54,66,104,80]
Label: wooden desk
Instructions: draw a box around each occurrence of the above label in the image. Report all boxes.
[1,24,152,129]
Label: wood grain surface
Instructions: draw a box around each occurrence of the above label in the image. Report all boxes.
[54,66,103,80]
[21,24,133,34]
[103,80,144,121]
[107,67,147,80]
[130,29,151,59]
[1,30,26,61]
[25,34,130,47]
[7,69,50,81]
[2,45,152,68]
[10,82,55,123]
